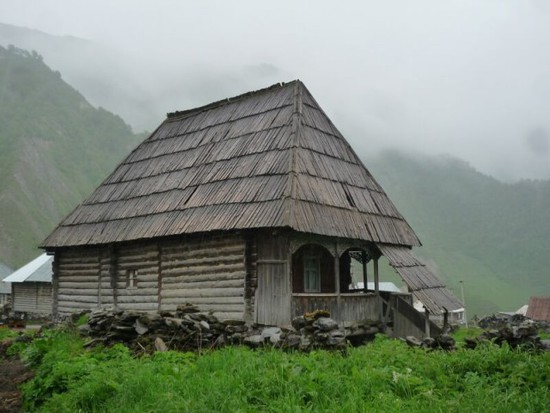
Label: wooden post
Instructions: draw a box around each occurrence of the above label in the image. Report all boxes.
[109,245,118,309]
[373,257,379,295]
[51,252,59,318]
[335,241,340,320]
[362,250,368,292]
[374,257,381,321]
[157,243,163,312]
[97,251,102,306]
[424,307,431,338]
[443,307,449,332]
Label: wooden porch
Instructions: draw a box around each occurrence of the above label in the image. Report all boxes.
[291,292,381,323]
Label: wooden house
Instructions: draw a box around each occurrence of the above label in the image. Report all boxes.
[3,254,53,315]
[42,81,462,331]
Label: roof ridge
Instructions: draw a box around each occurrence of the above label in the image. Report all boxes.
[166,80,300,121]
[283,80,305,227]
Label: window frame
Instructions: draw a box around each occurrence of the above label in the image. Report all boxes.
[126,269,138,289]
[303,255,321,293]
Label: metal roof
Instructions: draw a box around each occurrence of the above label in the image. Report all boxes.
[3,254,52,283]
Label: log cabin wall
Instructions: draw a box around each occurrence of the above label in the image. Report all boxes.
[54,233,248,318]
[115,242,160,312]
[159,233,247,320]
[97,247,115,308]
[56,248,101,313]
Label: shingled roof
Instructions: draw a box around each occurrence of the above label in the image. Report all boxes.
[42,81,420,248]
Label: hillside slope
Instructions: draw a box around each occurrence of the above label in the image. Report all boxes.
[0,45,142,267]
[368,150,550,316]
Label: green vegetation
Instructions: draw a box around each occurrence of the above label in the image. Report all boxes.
[0,327,18,340]
[9,328,550,412]
[0,45,143,268]
[368,151,550,317]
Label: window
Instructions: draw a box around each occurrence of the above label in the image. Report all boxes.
[126,269,138,289]
[303,256,320,292]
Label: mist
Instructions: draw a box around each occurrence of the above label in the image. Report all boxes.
[1,0,549,181]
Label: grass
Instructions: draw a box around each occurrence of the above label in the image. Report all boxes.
[0,327,19,340]
[8,327,550,412]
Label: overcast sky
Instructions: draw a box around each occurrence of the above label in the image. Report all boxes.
[1,0,549,181]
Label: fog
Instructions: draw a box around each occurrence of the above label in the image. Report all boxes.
[1,0,549,181]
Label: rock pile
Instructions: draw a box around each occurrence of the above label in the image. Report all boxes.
[404,334,456,351]
[465,319,550,351]
[77,306,383,353]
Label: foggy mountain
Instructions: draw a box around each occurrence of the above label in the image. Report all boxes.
[368,151,550,316]
[0,22,548,317]
[0,44,142,267]
[0,22,290,133]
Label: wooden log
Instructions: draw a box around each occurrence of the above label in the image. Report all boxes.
[194,304,244,313]
[161,244,244,260]
[160,296,244,305]
[162,271,245,284]
[116,302,159,311]
[58,270,101,278]
[161,287,243,299]
[59,282,102,289]
[58,288,101,296]
[161,263,245,277]
[117,295,158,303]
[58,295,98,304]
[161,253,244,269]
[116,287,159,296]
[158,279,243,291]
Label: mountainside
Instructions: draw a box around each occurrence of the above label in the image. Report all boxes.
[0,45,142,267]
[0,22,288,132]
[0,33,547,319]
[367,150,550,317]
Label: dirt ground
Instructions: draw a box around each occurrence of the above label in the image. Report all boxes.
[0,340,33,413]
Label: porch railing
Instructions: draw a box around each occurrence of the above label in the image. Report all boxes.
[291,293,381,323]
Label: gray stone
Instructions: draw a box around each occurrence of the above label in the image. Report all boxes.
[313,317,338,332]
[244,335,265,347]
[224,319,246,326]
[292,316,308,331]
[225,324,248,334]
[284,334,301,349]
[199,320,210,330]
[261,327,282,339]
[329,330,344,338]
[300,335,312,349]
[405,335,422,347]
[134,318,149,335]
[154,337,168,352]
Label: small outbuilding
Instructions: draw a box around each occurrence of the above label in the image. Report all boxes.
[526,296,550,322]
[42,81,462,334]
[3,254,53,315]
